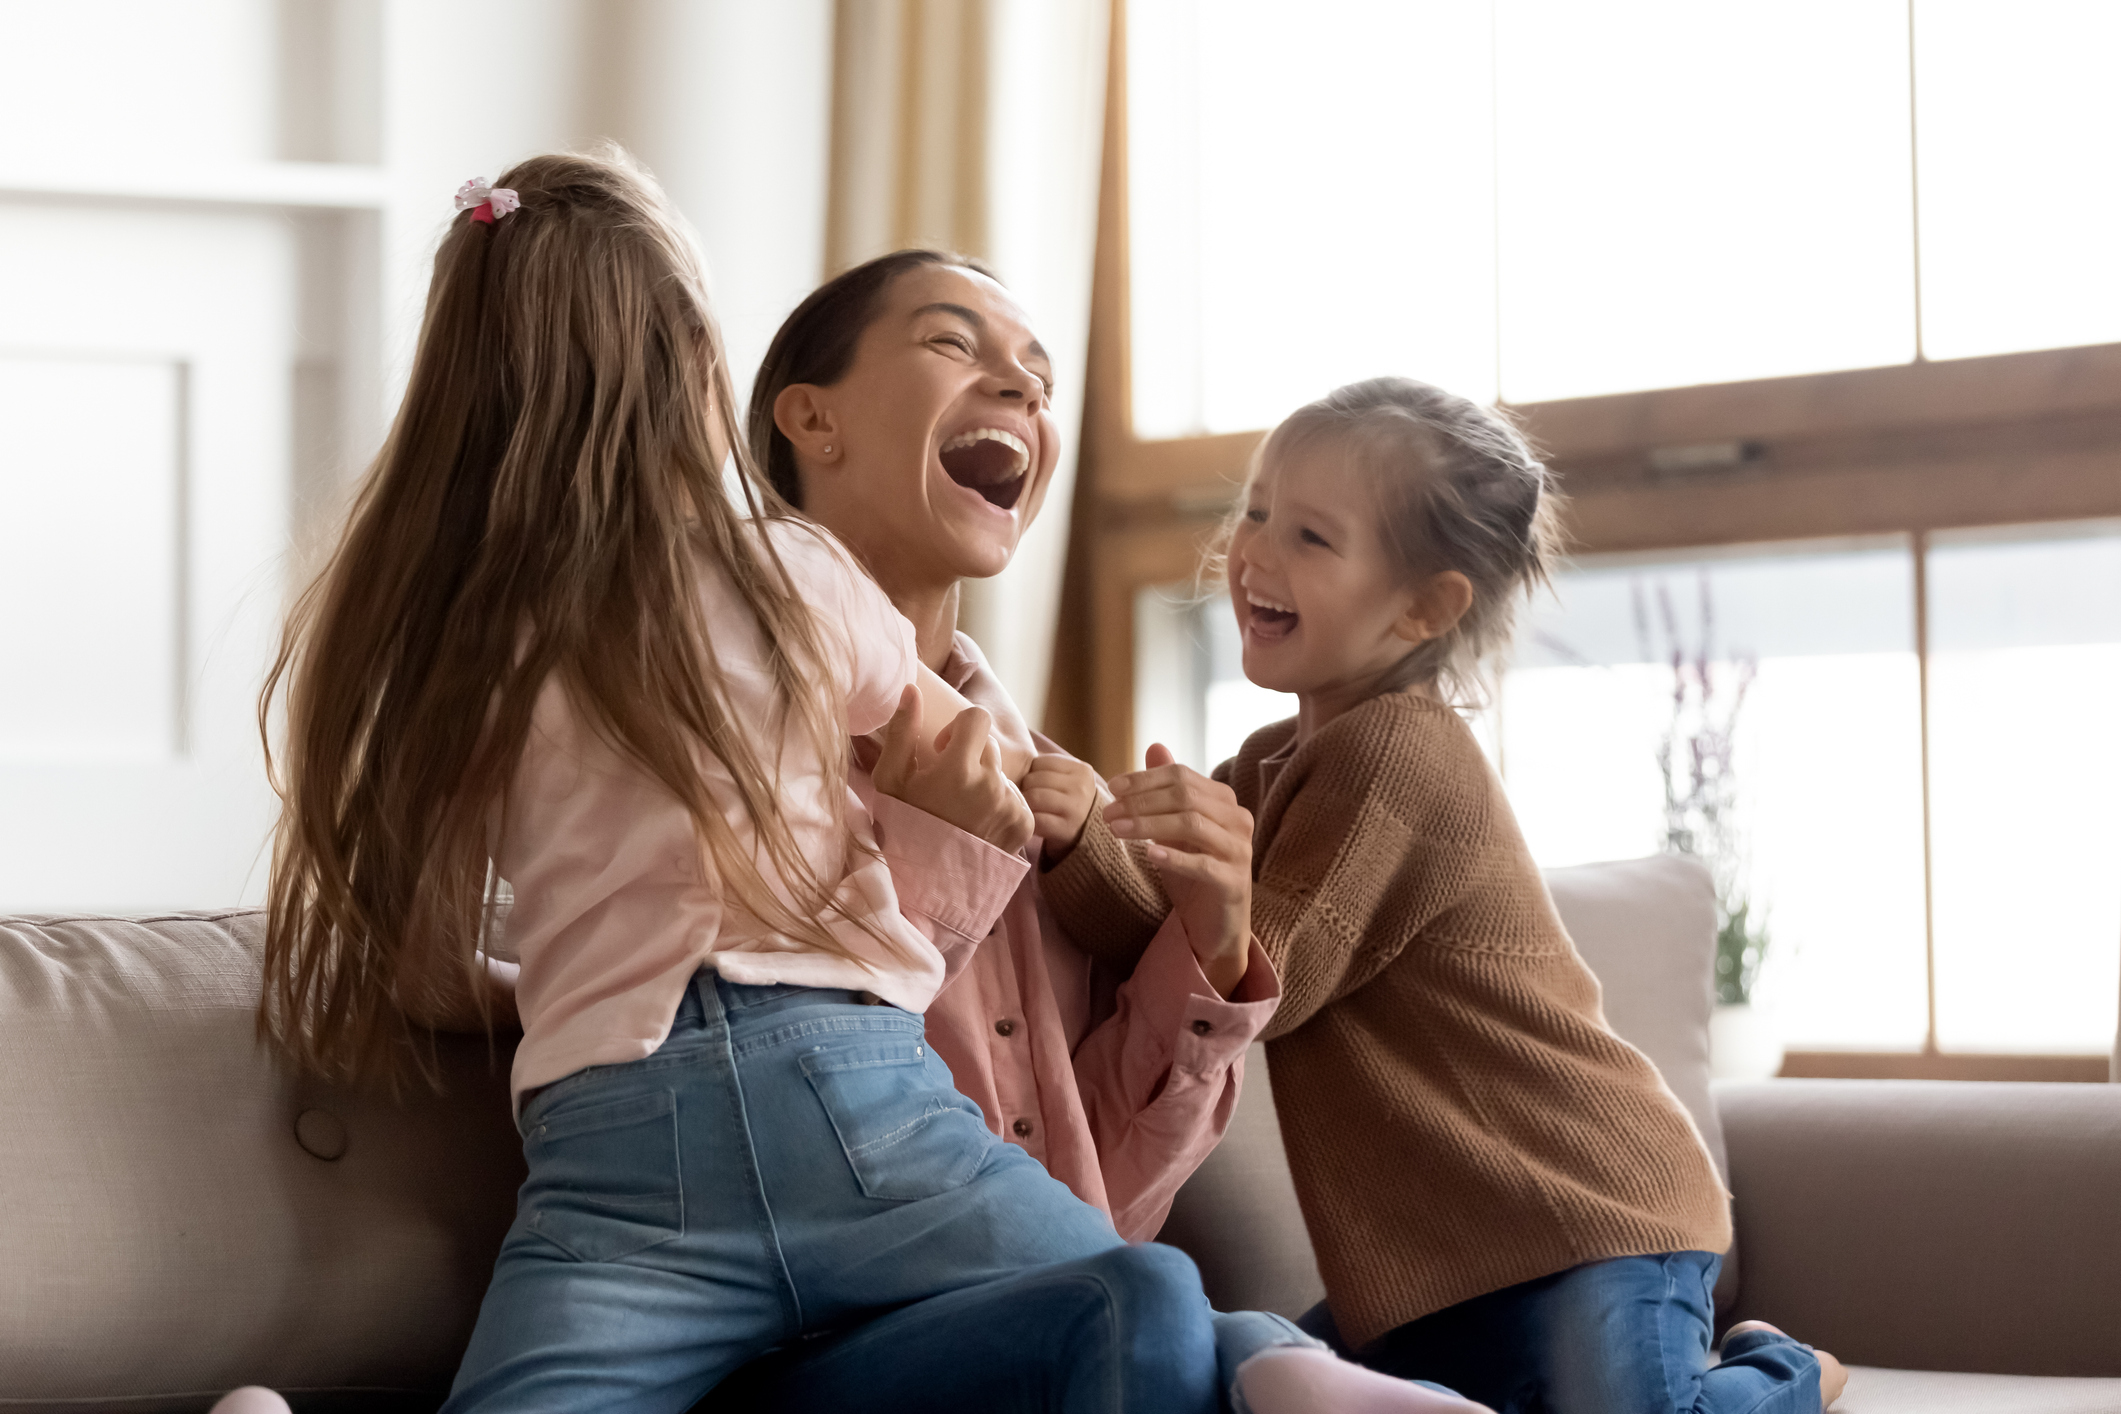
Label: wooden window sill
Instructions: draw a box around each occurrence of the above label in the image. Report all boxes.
[1776,1050,2114,1083]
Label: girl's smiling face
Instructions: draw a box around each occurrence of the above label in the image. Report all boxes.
[1228,443,1463,731]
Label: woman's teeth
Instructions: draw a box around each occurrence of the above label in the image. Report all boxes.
[938,428,1031,510]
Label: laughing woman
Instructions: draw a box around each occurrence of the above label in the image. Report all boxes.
[702,251,1482,1413]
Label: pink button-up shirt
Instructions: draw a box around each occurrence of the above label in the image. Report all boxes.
[856,634,1280,1241]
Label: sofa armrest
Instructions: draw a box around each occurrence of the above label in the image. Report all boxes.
[1720,1079,2121,1376]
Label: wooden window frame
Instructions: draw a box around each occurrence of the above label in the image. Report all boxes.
[1048,1,2121,1081]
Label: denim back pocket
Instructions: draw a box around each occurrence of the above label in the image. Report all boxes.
[521,1088,684,1263]
[799,1037,996,1201]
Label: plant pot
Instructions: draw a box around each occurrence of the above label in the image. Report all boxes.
[1710,1002,1785,1082]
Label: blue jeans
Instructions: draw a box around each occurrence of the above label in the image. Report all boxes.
[700,1281,1315,1413]
[1307,1252,1820,1414]
[444,975,1254,1414]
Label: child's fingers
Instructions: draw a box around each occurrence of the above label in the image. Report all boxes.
[1107,809,1246,861]
[873,685,921,786]
[1105,786,1251,841]
[1106,782,1241,821]
[1106,762,1191,797]
[1022,785,1082,815]
[936,706,995,772]
[1142,842,1227,884]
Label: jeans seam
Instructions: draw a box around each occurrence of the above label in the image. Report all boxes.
[705,981,805,1338]
[1655,1254,1681,1414]
[1091,1271,1125,1414]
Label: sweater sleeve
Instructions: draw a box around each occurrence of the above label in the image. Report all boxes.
[1253,712,1481,1043]
[1037,803,1169,971]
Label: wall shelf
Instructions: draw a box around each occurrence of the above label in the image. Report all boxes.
[0,161,387,211]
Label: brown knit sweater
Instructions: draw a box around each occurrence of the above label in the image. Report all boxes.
[1042,689,1732,1349]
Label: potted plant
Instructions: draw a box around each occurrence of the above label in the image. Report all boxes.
[1639,575,1781,1080]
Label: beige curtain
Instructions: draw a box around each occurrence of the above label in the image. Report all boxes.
[827,0,1111,728]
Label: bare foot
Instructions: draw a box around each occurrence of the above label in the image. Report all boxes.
[209,1391,292,1414]
[1233,1348,1495,1414]
[1814,1347,1848,1409]
[1721,1318,1786,1346]
[1720,1321,1847,1410]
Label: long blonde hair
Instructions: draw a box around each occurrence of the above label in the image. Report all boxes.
[261,149,873,1088]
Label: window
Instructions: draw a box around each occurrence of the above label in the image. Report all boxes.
[1132,530,2121,1056]
[1506,541,1930,1051]
[1125,0,2121,430]
[1926,523,2121,1052]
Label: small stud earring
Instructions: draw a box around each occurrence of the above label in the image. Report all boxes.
[823,445,833,454]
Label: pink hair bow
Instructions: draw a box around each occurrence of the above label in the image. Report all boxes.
[454,177,520,225]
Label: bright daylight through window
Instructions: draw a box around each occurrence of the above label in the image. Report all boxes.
[1126,0,2121,435]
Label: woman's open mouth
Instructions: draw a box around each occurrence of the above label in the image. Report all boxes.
[939,428,1031,512]
[1246,592,1299,642]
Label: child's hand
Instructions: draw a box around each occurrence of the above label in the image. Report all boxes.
[872,686,1035,853]
[1104,743,1254,996]
[916,663,1034,781]
[1022,754,1102,865]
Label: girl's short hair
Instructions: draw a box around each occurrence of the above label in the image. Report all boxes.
[1242,376,1564,705]
[746,248,995,508]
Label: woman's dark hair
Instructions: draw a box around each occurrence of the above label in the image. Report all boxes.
[746,248,994,508]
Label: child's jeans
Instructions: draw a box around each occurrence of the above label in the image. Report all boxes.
[699,1278,1317,1412]
[1304,1251,1821,1414]
[443,974,1287,1414]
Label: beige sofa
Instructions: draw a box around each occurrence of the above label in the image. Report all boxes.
[5,856,2117,1413]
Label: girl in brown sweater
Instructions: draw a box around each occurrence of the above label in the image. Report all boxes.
[1042,378,1846,1414]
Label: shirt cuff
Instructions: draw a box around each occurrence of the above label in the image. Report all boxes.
[866,788,1030,946]
[1125,912,1281,1074]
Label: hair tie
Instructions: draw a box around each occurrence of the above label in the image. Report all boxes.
[454,177,520,225]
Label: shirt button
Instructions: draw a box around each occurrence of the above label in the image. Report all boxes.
[1191,1019,1215,1036]
[1012,1118,1034,1139]
[995,1018,1016,1037]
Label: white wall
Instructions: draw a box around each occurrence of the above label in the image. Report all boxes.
[377,0,832,425]
[0,1,834,910]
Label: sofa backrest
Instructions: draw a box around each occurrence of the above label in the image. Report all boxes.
[1720,1078,2121,1377]
[1155,853,1727,1322]
[0,856,1721,1406]
[0,910,522,1412]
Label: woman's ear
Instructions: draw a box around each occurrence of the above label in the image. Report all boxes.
[1392,570,1475,645]
[773,383,840,464]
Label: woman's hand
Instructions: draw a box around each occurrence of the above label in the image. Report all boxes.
[1103,743,1254,996]
[1023,754,1102,865]
[872,685,1035,853]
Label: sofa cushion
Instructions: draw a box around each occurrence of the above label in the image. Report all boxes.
[1545,854,1737,1313]
[1836,1366,2121,1414]
[0,911,523,1413]
[1158,854,1728,1320]
[1542,855,1726,1181]
[1720,1079,2121,1376]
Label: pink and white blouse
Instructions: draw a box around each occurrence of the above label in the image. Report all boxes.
[496,520,941,1104]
